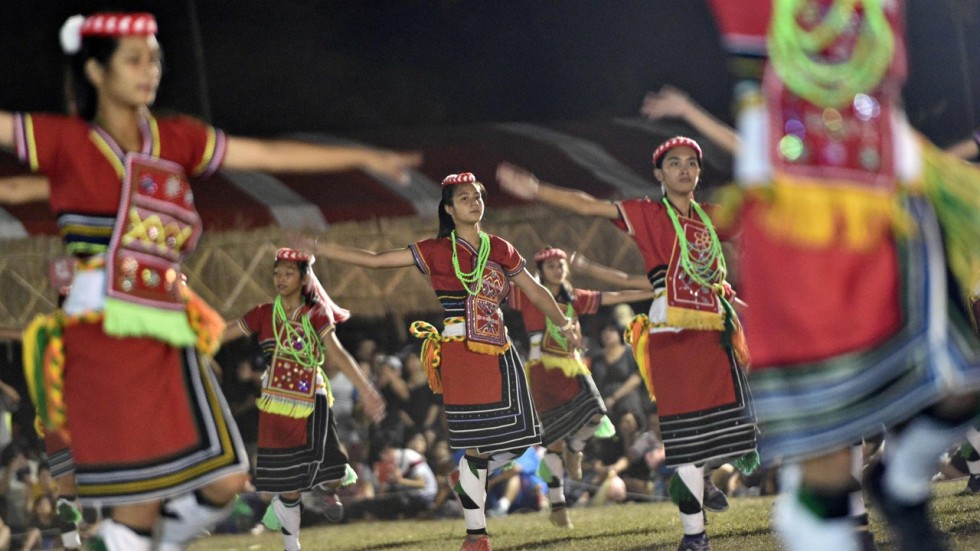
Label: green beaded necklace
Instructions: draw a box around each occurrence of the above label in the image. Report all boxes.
[545,302,575,350]
[450,230,492,296]
[662,198,727,289]
[272,295,324,368]
[768,0,894,108]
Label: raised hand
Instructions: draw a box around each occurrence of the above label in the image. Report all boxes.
[495,162,540,200]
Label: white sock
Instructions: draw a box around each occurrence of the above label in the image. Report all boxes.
[496,497,511,512]
[458,456,488,533]
[966,427,980,475]
[886,415,969,504]
[773,492,858,551]
[542,451,566,505]
[676,464,705,535]
[94,519,153,551]
[849,445,867,517]
[157,491,234,550]
[274,495,303,551]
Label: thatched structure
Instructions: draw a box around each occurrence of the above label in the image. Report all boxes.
[0,204,644,331]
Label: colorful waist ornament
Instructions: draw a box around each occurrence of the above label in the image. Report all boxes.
[103,154,203,346]
[257,296,328,418]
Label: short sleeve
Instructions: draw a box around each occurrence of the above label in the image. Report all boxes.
[572,289,601,316]
[238,304,268,337]
[409,239,435,275]
[158,115,227,177]
[490,235,525,277]
[13,113,68,173]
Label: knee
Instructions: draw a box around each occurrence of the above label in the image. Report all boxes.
[202,472,250,505]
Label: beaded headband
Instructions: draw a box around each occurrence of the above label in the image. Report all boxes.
[61,13,158,54]
[274,248,350,323]
[441,173,478,186]
[534,248,567,263]
[652,136,703,167]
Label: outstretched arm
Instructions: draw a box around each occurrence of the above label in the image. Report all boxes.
[0,111,13,151]
[599,289,655,306]
[0,176,50,204]
[570,251,651,290]
[496,162,620,219]
[324,330,386,423]
[641,85,740,155]
[222,136,422,184]
[945,132,979,161]
[511,269,581,349]
[316,242,416,269]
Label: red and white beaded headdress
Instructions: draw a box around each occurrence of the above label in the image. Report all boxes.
[534,247,567,263]
[651,136,703,167]
[60,13,158,54]
[275,247,350,324]
[441,173,478,186]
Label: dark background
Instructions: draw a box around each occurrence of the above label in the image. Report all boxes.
[1,1,978,145]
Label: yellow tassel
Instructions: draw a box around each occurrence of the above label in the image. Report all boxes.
[465,340,511,356]
[755,175,906,250]
[410,321,444,394]
[181,283,225,356]
[624,315,655,400]
[665,306,725,331]
[539,354,591,378]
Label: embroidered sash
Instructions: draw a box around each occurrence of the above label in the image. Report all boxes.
[257,323,323,418]
[665,217,725,330]
[464,262,511,354]
[103,154,202,346]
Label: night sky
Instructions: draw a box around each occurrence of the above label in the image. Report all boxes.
[1,1,978,145]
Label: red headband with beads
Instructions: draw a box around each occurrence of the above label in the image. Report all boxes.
[276,248,311,263]
[441,173,477,186]
[652,136,703,166]
[80,13,158,37]
[534,248,567,263]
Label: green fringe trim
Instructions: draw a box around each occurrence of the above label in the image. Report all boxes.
[261,502,281,531]
[103,297,196,347]
[735,450,761,476]
[668,473,697,508]
[594,415,616,439]
[341,464,358,487]
[960,441,976,460]
[256,393,315,418]
[538,458,552,482]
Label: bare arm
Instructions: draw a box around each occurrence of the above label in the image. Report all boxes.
[323,330,386,423]
[0,111,13,150]
[0,176,49,204]
[511,269,581,349]
[945,134,979,161]
[222,136,422,184]
[316,242,416,269]
[496,162,620,219]
[221,321,247,344]
[570,251,651,290]
[599,289,655,306]
[641,85,740,154]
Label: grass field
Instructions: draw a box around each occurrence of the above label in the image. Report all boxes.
[189,479,980,550]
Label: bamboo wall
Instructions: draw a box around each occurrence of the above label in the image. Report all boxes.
[0,204,645,328]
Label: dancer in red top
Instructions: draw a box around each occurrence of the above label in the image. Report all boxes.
[223,247,383,551]
[317,172,578,551]
[509,246,652,528]
[0,12,418,551]
[498,137,758,551]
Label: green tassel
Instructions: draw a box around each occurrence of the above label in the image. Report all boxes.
[668,473,697,507]
[261,502,281,531]
[103,297,196,347]
[341,464,358,486]
[960,441,976,459]
[594,415,616,438]
[735,450,761,476]
[538,458,552,481]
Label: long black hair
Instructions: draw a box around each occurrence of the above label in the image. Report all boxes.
[436,180,487,239]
